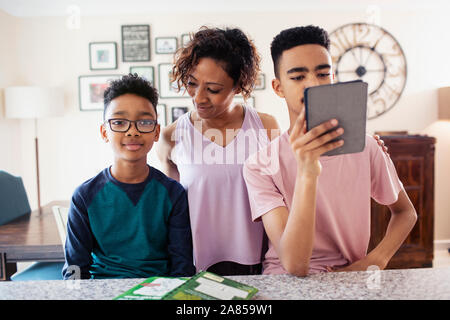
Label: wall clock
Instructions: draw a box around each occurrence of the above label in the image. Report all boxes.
[329,23,407,119]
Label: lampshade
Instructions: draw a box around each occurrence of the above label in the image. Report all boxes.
[4,86,64,119]
[438,87,450,120]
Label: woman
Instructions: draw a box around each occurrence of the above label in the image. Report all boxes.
[157,27,279,275]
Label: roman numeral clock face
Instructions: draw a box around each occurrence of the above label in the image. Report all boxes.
[329,23,407,119]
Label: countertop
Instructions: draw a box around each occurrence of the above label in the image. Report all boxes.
[1,267,449,300]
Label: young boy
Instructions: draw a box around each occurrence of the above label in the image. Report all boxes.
[243,26,417,277]
[63,74,195,279]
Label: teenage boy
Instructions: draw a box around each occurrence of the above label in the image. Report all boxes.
[63,74,195,279]
[243,26,417,277]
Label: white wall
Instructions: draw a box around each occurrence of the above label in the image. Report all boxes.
[0,6,449,241]
[0,10,20,175]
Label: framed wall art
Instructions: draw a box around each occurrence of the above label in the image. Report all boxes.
[121,25,151,62]
[254,73,266,90]
[181,33,191,47]
[129,66,155,85]
[155,37,178,54]
[158,63,187,98]
[171,106,189,122]
[78,75,122,111]
[89,42,117,70]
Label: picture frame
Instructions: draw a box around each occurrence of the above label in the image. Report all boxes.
[181,33,191,47]
[254,73,266,90]
[78,75,122,111]
[158,63,187,98]
[171,106,189,122]
[89,42,117,70]
[157,104,167,127]
[233,96,255,108]
[155,37,178,54]
[122,25,151,62]
[129,66,155,85]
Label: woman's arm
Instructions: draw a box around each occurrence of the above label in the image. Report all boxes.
[258,112,281,141]
[156,122,180,181]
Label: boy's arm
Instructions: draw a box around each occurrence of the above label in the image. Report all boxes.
[245,109,343,277]
[62,192,94,280]
[332,136,417,272]
[333,189,417,272]
[260,175,318,276]
[167,190,196,277]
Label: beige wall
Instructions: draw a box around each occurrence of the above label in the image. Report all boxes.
[0,7,449,242]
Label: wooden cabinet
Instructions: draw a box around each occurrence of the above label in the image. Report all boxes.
[368,135,436,269]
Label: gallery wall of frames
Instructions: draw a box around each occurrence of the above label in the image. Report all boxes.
[80,24,266,127]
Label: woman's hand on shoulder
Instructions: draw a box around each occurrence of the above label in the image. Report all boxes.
[157,121,177,154]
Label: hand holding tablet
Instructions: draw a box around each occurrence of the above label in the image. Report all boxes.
[304,80,368,156]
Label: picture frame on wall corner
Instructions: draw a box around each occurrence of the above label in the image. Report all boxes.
[171,106,189,123]
[254,73,266,90]
[122,25,151,62]
[129,66,155,85]
[78,74,122,111]
[155,37,178,54]
[89,42,117,70]
[158,63,187,98]
[157,104,167,127]
[181,33,191,47]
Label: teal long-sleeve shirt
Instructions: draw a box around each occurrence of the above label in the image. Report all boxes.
[63,166,195,279]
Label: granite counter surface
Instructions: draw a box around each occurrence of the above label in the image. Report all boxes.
[1,267,449,300]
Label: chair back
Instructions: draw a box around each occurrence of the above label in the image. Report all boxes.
[0,171,31,226]
[52,206,69,248]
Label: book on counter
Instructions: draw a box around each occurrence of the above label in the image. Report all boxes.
[113,270,258,300]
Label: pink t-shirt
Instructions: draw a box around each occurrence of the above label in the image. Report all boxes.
[243,132,403,275]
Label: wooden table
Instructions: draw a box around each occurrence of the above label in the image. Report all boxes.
[0,201,68,280]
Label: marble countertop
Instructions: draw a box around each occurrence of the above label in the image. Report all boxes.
[1,267,449,300]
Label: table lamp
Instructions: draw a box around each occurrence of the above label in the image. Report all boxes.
[4,86,64,213]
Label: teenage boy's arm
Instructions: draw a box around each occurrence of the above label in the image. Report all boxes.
[332,189,417,272]
[167,190,196,277]
[261,110,343,276]
[63,192,94,280]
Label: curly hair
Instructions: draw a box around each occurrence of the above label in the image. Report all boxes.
[271,25,330,78]
[172,26,260,99]
[103,73,158,120]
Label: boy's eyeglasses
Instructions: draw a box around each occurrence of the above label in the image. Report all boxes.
[105,118,158,133]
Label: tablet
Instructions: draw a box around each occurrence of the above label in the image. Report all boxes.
[304,80,368,156]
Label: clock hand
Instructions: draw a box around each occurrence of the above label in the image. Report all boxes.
[363,49,374,67]
[359,47,363,65]
[350,49,360,66]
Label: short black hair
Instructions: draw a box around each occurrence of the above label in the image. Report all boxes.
[271,25,330,78]
[103,74,158,120]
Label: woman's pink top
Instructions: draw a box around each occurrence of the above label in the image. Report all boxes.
[172,106,269,271]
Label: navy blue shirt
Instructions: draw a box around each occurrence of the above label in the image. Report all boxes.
[62,166,195,279]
